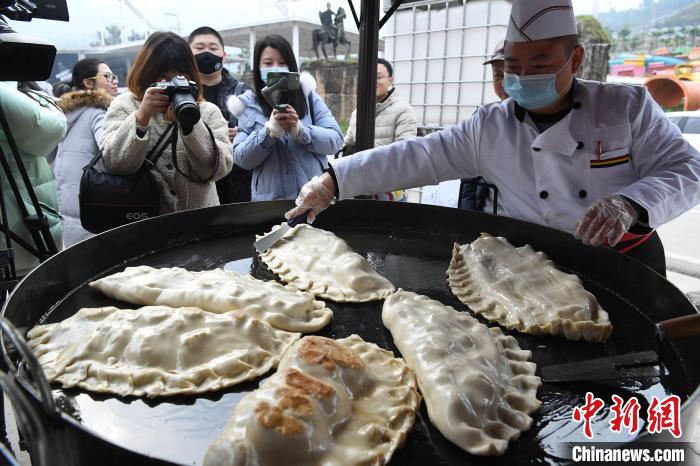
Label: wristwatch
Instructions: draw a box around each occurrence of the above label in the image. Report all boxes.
[135,123,149,138]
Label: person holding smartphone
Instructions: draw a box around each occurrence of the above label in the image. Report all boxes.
[229,34,343,201]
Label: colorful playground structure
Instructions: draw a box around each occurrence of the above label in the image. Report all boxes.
[608,48,700,111]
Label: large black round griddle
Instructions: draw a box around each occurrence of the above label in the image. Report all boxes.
[2,200,699,466]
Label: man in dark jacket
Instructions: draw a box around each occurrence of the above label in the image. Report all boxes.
[189,26,252,203]
[319,3,336,40]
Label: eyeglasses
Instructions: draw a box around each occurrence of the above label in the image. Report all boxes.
[89,73,118,83]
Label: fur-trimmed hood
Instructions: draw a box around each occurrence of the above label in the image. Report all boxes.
[57,89,114,113]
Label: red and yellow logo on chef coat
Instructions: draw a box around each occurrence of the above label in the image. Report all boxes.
[590,142,631,168]
[590,154,631,168]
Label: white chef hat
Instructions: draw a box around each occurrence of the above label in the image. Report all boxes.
[506,0,578,43]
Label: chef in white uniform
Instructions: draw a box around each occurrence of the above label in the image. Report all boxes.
[287,0,700,275]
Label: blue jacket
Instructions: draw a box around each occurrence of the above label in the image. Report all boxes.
[233,89,343,201]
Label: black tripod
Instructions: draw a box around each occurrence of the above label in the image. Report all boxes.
[0,85,59,294]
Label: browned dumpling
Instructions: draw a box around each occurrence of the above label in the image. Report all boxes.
[204,335,420,466]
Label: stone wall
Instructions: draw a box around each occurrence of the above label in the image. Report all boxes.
[578,42,611,82]
[240,62,359,125]
[300,61,358,124]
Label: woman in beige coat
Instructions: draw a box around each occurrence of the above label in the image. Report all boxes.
[101,32,232,214]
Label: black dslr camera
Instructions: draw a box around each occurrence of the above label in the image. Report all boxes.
[151,76,200,132]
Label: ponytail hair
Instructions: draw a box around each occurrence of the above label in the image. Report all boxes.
[71,58,103,90]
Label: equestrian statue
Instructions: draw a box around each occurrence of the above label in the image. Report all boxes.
[312,3,351,60]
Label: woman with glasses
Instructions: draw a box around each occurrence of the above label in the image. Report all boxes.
[53,58,118,246]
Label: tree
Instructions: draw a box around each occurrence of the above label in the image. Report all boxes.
[630,35,642,52]
[128,30,145,42]
[690,26,700,46]
[619,27,631,51]
[104,25,122,46]
[576,15,613,43]
[650,30,663,50]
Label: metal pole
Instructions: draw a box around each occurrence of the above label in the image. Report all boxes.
[249,29,256,70]
[355,0,380,152]
[292,23,300,62]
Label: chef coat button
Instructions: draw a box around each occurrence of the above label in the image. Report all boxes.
[576,141,584,150]
[573,101,582,109]
[579,190,587,198]
[540,190,549,199]
[533,147,541,152]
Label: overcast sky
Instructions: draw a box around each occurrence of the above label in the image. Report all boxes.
[7,0,642,49]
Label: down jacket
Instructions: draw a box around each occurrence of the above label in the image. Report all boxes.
[54,89,113,247]
[231,73,343,201]
[100,92,233,214]
[344,88,417,200]
[344,88,417,148]
[0,82,66,276]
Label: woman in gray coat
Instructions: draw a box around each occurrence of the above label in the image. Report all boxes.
[54,58,117,247]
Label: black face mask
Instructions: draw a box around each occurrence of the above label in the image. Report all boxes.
[195,51,224,75]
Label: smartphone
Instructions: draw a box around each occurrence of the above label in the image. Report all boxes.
[275,104,289,112]
[266,72,300,90]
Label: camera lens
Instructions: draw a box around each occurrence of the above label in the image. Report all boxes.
[172,93,200,132]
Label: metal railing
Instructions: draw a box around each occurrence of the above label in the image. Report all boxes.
[383,0,510,129]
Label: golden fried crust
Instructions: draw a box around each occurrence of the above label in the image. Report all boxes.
[276,390,314,417]
[298,337,364,371]
[285,368,335,399]
[255,401,306,436]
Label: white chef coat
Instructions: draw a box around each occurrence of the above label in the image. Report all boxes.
[330,79,700,234]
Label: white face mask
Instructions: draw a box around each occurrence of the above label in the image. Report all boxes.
[259,66,289,84]
[503,52,574,110]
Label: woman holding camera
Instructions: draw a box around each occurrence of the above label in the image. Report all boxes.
[53,58,117,247]
[100,32,232,214]
[230,34,343,201]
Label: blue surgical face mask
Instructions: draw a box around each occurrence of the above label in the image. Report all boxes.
[260,66,289,84]
[503,54,573,110]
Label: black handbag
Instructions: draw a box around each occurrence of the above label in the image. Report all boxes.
[79,124,175,233]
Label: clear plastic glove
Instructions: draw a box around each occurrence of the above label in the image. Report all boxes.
[574,195,638,247]
[285,174,335,223]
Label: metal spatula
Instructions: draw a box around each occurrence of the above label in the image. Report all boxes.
[541,313,700,383]
[253,212,308,253]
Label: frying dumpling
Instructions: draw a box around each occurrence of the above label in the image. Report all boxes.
[27,306,301,398]
[447,233,613,342]
[257,224,395,302]
[204,334,420,466]
[382,290,542,456]
[89,266,332,333]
